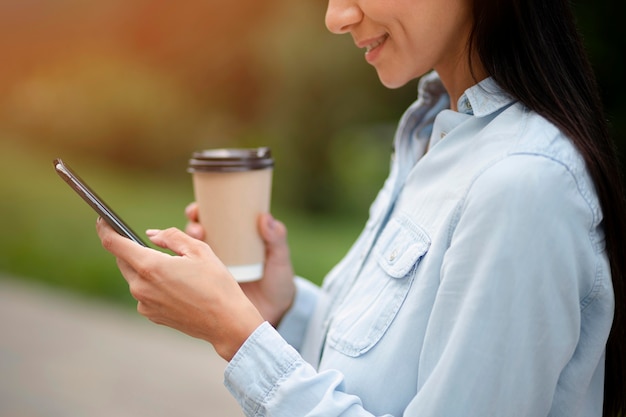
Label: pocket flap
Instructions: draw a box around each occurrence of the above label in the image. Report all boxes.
[375,215,431,278]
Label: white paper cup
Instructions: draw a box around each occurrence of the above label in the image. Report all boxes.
[188,147,273,282]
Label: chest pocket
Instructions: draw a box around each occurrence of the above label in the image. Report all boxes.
[326,215,430,357]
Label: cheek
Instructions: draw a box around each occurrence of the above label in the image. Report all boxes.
[385,43,433,87]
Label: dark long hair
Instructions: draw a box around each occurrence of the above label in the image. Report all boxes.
[467,0,626,415]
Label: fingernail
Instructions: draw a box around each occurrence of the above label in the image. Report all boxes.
[146,229,161,236]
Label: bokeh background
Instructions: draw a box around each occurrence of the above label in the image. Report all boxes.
[0,0,624,316]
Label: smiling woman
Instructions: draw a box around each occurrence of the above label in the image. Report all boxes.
[91,0,626,415]
[325,0,478,94]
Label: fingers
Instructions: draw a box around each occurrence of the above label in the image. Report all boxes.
[185,223,205,240]
[97,218,154,289]
[97,217,149,262]
[97,218,193,269]
[147,227,209,258]
[116,257,145,297]
[184,202,205,240]
[258,213,290,264]
[185,201,199,221]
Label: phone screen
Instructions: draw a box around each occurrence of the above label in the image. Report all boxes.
[53,158,148,247]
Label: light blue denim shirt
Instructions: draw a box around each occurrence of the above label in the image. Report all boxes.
[224,72,614,416]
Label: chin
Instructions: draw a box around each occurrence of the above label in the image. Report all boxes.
[376,71,417,89]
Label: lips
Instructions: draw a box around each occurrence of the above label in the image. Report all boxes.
[362,34,389,54]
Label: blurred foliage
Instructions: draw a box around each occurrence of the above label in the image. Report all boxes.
[0,0,623,301]
[1,57,207,169]
[1,0,620,213]
[0,0,415,214]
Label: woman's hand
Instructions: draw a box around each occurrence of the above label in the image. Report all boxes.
[185,202,296,327]
[96,218,264,361]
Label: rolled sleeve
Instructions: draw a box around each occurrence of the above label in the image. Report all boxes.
[225,322,303,416]
[224,322,371,417]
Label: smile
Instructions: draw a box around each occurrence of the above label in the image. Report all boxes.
[365,34,389,53]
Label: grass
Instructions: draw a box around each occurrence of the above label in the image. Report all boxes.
[0,140,366,307]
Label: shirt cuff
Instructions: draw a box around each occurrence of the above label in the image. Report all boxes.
[276,276,319,351]
[224,321,302,416]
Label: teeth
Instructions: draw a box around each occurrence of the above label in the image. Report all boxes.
[365,35,388,53]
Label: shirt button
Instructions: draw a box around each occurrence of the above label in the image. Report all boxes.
[389,249,398,262]
[440,132,447,139]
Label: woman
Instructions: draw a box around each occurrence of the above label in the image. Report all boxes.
[97,0,626,414]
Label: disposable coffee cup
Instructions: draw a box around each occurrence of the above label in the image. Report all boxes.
[188,147,274,282]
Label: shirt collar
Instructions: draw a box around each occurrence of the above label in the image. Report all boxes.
[459,77,516,117]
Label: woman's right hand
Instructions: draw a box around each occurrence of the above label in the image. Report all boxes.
[184,203,296,327]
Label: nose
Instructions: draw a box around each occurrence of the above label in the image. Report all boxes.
[325,0,363,34]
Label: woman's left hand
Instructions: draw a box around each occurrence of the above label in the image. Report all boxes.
[96,218,265,361]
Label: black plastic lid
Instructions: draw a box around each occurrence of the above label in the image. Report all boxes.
[188,147,274,172]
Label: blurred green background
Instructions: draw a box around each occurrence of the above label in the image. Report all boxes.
[0,0,623,308]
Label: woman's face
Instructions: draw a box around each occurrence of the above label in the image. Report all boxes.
[325,0,475,89]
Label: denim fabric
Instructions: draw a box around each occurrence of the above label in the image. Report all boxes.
[224,72,613,417]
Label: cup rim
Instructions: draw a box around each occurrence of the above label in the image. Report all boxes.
[188,147,274,172]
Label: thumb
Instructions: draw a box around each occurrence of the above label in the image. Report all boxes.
[146,227,205,257]
[258,213,290,264]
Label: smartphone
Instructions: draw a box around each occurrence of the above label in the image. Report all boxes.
[53,158,148,247]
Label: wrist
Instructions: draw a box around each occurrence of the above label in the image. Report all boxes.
[216,310,265,362]
[268,291,295,328]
